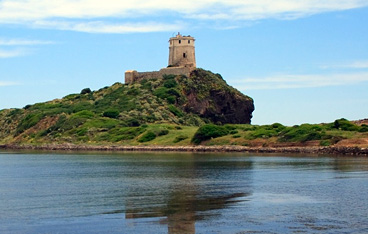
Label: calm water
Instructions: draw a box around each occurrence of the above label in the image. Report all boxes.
[0,151,368,234]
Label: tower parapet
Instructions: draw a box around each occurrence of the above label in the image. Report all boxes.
[168,33,196,68]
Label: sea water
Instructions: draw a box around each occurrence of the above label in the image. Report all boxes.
[0,151,367,233]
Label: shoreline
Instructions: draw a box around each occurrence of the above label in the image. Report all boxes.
[1,144,367,156]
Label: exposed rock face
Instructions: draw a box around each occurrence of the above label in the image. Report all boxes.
[180,69,254,124]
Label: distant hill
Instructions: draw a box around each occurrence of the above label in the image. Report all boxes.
[0,68,254,145]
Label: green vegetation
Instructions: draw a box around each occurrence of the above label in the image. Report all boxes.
[103,109,120,119]
[0,68,366,148]
[191,124,229,144]
[80,88,91,94]
[137,131,156,142]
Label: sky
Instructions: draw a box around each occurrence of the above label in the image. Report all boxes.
[0,0,367,126]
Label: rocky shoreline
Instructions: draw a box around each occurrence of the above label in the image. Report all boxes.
[1,144,367,156]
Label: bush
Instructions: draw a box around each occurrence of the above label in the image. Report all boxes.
[230,130,238,134]
[16,113,44,135]
[153,87,179,104]
[103,110,120,119]
[333,118,359,131]
[104,127,146,142]
[127,118,140,127]
[359,124,368,132]
[83,118,118,130]
[191,124,229,144]
[71,102,94,113]
[138,131,156,142]
[278,124,327,142]
[173,135,188,143]
[163,79,177,88]
[247,128,278,139]
[80,88,91,94]
[163,74,176,80]
[168,105,183,117]
[73,110,94,118]
[157,129,169,136]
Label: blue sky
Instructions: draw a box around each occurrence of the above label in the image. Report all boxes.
[0,0,367,125]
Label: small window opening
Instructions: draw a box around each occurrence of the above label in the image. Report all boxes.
[179,40,181,44]
[188,40,190,44]
[183,53,186,58]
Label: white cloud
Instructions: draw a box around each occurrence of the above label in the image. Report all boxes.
[0,49,28,58]
[33,20,185,33]
[232,72,368,90]
[0,38,54,46]
[321,60,368,70]
[344,60,368,69]
[0,0,367,33]
[0,81,20,86]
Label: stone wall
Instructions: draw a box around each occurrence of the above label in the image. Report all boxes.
[125,66,193,84]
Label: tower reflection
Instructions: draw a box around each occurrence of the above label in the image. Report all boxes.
[123,155,253,233]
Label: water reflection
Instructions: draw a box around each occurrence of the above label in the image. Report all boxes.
[110,154,253,233]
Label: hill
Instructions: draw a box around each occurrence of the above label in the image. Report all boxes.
[0,68,254,145]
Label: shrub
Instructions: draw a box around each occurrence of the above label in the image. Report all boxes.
[157,129,169,136]
[154,87,169,99]
[103,110,120,119]
[230,130,238,134]
[168,105,183,117]
[359,124,368,132]
[138,131,156,142]
[127,88,139,96]
[16,113,44,135]
[73,110,94,118]
[163,74,176,80]
[173,135,188,143]
[333,118,359,131]
[247,128,278,140]
[80,88,91,94]
[76,128,88,136]
[163,79,177,88]
[105,127,146,142]
[320,140,331,146]
[57,116,87,131]
[7,108,23,117]
[71,102,94,113]
[140,79,152,90]
[153,87,179,104]
[278,124,326,142]
[191,124,229,144]
[271,123,286,131]
[127,118,140,127]
[83,118,118,130]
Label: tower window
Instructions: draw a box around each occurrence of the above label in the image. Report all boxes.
[188,40,190,44]
[179,40,181,44]
[183,53,186,58]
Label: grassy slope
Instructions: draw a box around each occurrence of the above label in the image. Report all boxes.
[0,69,366,148]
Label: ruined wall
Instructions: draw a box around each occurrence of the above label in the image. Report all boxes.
[125,67,193,84]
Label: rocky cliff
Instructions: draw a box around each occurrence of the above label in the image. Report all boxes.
[182,69,254,124]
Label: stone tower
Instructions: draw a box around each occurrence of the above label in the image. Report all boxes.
[168,33,196,68]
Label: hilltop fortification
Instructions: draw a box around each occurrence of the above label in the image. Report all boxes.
[125,33,196,84]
